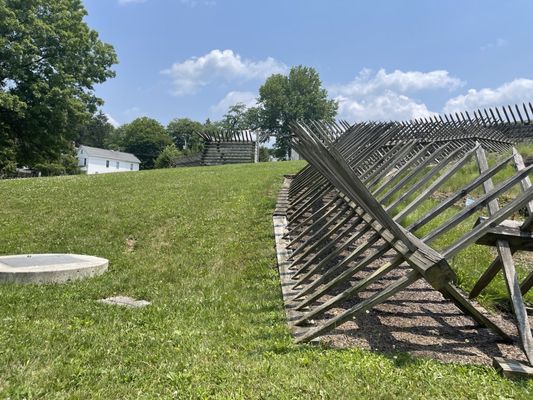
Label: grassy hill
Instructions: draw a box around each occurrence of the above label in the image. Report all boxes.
[0,162,532,399]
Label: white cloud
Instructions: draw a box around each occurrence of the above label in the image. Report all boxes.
[210,91,257,117]
[330,68,464,98]
[118,0,146,5]
[329,68,463,121]
[481,38,508,51]
[443,78,533,114]
[105,113,120,128]
[336,91,436,122]
[162,49,287,95]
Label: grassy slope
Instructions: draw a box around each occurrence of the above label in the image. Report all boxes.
[0,162,531,399]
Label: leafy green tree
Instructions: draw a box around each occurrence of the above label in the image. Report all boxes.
[258,146,270,162]
[203,118,226,137]
[166,118,203,152]
[75,111,115,148]
[115,117,172,169]
[0,0,117,168]
[104,126,124,151]
[200,117,238,143]
[220,103,259,131]
[0,129,16,176]
[155,144,183,169]
[34,145,80,176]
[254,66,337,159]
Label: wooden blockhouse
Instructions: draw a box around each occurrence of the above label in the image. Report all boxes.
[197,130,258,166]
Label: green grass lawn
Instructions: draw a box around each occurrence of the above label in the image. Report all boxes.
[0,162,532,399]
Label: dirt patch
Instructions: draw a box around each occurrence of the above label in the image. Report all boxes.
[125,236,137,253]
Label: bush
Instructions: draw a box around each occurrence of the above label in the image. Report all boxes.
[0,157,17,178]
[155,144,183,168]
[61,153,81,175]
[0,134,17,177]
[258,146,270,162]
[34,162,66,176]
[33,148,80,177]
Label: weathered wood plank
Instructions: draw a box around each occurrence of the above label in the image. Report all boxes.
[493,357,533,379]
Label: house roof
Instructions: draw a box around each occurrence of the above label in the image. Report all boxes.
[79,145,141,163]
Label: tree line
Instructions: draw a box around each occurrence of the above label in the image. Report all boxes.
[77,114,207,170]
[1,0,338,176]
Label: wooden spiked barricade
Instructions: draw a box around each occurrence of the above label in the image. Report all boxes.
[275,105,533,370]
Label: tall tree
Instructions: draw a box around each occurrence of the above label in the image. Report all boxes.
[115,117,172,169]
[0,0,117,169]
[0,129,16,176]
[75,111,115,148]
[219,103,258,131]
[254,66,337,159]
[166,118,203,152]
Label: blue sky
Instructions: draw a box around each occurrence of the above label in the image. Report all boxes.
[83,0,533,127]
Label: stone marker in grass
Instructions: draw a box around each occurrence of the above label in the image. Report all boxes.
[98,296,151,308]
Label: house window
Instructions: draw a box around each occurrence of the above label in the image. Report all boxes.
[83,158,87,166]
[116,161,120,169]
[130,164,133,171]
[106,160,110,168]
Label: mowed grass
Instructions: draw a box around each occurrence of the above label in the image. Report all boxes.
[0,162,532,399]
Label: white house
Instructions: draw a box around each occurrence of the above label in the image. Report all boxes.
[77,145,141,175]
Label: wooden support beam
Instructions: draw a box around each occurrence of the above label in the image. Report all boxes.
[468,147,533,364]
[493,357,533,379]
[475,219,533,251]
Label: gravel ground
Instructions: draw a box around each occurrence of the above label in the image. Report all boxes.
[317,269,529,366]
[285,208,530,366]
